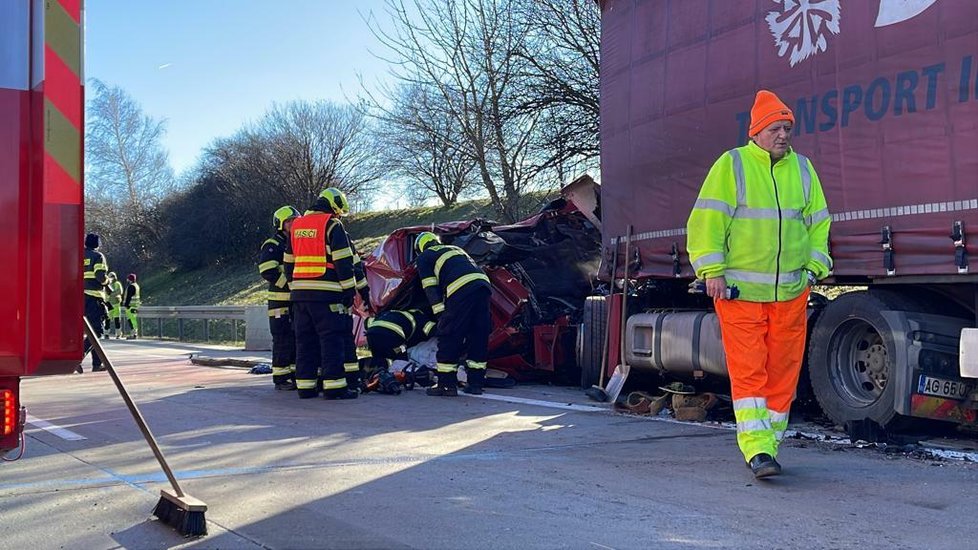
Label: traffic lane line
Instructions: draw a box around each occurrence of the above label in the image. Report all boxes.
[25,414,87,441]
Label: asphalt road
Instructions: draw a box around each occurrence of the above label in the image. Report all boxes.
[3,338,978,550]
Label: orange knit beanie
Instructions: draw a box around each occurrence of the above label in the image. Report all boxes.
[749,90,794,136]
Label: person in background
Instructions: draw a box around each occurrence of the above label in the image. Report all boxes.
[104,272,124,338]
[260,205,300,391]
[123,273,142,339]
[81,233,109,373]
[363,308,436,395]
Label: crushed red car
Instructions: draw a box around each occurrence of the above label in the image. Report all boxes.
[358,177,602,383]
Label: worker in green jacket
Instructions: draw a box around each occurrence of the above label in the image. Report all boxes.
[104,272,124,338]
[686,89,832,479]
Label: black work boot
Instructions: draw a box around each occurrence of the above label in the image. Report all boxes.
[275,380,297,391]
[324,388,359,400]
[463,367,485,395]
[426,370,458,397]
[748,453,782,479]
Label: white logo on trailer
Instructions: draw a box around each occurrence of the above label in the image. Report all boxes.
[767,0,940,67]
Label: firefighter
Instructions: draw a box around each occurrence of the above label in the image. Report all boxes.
[81,233,108,373]
[260,205,300,391]
[104,272,124,338]
[414,231,491,396]
[287,187,359,400]
[686,90,832,479]
[364,308,436,394]
[123,273,141,339]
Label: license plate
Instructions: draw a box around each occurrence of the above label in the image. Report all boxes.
[917,376,975,401]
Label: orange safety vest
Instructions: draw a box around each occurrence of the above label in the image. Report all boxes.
[291,212,334,279]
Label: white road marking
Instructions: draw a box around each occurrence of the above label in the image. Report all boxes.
[461,392,609,412]
[26,415,87,441]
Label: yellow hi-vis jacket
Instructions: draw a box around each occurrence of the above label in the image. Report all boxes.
[686,141,832,303]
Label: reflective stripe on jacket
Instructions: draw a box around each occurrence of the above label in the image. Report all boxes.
[83,249,108,298]
[416,244,490,314]
[686,141,832,302]
[259,233,291,315]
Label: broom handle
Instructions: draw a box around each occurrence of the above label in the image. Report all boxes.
[620,225,632,367]
[83,318,185,497]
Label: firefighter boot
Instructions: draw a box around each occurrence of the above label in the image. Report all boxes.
[426,370,458,397]
[463,367,485,395]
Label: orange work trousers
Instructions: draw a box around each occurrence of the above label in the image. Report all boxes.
[714,288,809,461]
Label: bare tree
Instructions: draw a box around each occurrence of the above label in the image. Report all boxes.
[366,0,545,223]
[514,0,600,176]
[86,79,175,210]
[85,79,175,267]
[255,100,384,209]
[376,83,479,206]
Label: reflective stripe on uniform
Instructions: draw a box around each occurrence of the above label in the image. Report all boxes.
[725,269,801,286]
[396,311,417,334]
[331,247,353,260]
[290,280,345,291]
[797,153,811,203]
[693,198,735,217]
[344,362,359,373]
[691,252,725,271]
[272,366,293,376]
[422,277,438,288]
[356,276,368,290]
[811,249,832,269]
[446,272,489,298]
[296,379,318,390]
[339,276,356,290]
[283,252,295,262]
[275,273,288,288]
[467,361,487,370]
[432,302,445,314]
[735,207,803,221]
[805,208,831,227]
[424,321,436,334]
[329,303,350,314]
[436,362,457,373]
[770,410,789,442]
[259,260,279,272]
[434,249,466,278]
[322,378,348,390]
[267,307,289,317]
[728,149,746,206]
[84,290,103,297]
[267,290,290,301]
[371,320,405,339]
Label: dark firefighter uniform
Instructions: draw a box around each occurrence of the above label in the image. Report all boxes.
[82,233,108,372]
[288,198,358,400]
[259,207,299,390]
[364,308,436,394]
[415,232,491,396]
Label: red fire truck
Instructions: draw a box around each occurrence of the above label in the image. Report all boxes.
[1,0,85,455]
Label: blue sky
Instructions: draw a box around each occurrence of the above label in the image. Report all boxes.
[86,0,394,175]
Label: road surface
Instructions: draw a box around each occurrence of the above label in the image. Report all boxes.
[3,339,977,549]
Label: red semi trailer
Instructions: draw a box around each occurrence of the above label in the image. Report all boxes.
[592,0,978,430]
[0,0,85,455]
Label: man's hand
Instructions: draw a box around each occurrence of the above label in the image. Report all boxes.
[706,276,728,300]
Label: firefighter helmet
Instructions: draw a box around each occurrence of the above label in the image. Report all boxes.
[318,187,350,217]
[273,205,300,231]
[107,272,117,280]
[414,231,440,254]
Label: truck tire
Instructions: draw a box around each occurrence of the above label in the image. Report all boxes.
[806,290,922,429]
[579,296,608,388]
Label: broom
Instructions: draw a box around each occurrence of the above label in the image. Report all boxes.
[83,318,208,536]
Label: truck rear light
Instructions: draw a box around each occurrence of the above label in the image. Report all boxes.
[1,388,14,436]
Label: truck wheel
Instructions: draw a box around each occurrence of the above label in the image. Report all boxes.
[807,290,920,429]
[579,296,608,388]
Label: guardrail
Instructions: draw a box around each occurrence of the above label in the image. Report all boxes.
[137,305,270,351]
